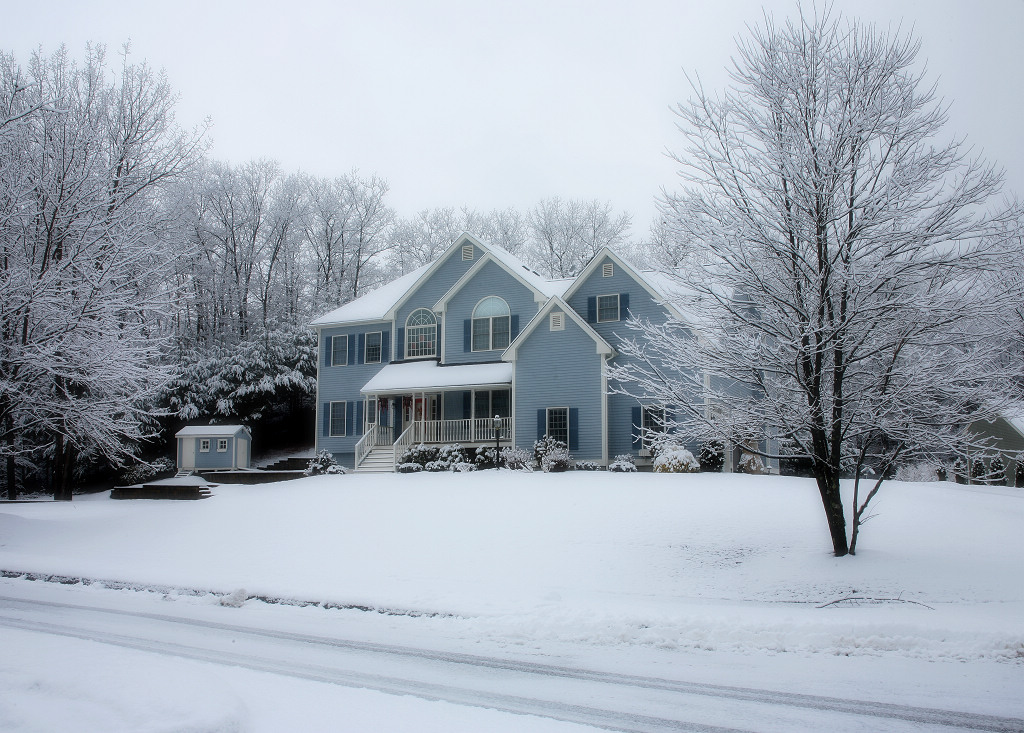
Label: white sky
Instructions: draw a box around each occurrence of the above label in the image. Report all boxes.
[4,0,1022,229]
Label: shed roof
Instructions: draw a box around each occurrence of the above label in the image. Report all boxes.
[175,425,251,438]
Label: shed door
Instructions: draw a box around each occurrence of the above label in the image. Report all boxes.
[181,438,196,470]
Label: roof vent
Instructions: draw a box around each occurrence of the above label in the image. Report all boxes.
[550,312,565,331]
[603,263,614,277]
[462,244,474,261]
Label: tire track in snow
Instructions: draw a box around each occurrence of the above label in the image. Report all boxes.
[1,594,1021,732]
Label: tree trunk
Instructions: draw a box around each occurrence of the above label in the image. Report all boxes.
[814,470,849,556]
[5,454,14,501]
[53,433,75,502]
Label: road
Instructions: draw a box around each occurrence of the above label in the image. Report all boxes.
[0,591,1020,733]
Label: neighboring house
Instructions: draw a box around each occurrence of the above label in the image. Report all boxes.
[176,425,252,471]
[310,233,703,472]
[968,407,1024,484]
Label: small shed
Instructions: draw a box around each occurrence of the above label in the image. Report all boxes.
[175,425,252,471]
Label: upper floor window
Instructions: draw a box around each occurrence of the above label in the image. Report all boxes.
[365,331,382,364]
[406,309,437,359]
[472,296,510,351]
[597,294,620,322]
[331,334,348,366]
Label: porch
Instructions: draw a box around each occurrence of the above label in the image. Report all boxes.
[354,361,515,472]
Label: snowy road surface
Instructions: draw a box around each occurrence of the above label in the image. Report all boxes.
[1,589,1020,733]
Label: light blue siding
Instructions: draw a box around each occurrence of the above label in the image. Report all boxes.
[444,260,539,365]
[194,436,235,469]
[514,315,604,461]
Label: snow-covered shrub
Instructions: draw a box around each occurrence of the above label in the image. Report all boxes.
[608,454,637,472]
[436,444,468,470]
[474,446,498,469]
[452,461,476,472]
[737,453,765,475]
[953,457,968,484]
[399,444,439,467]
[325,464,347,475]
[971,458,987,483]
[988,456,1007,486]
[697,441,725,473]
[894,463,941,482]
[541,447,573,473]
[118,457,176,485]
[424,460,448,472]
[396,462,423,473]
[305,450,341,476]
[533,436,567,466]
[500,447,533,471]
[653,447,700,473]
[575,461,601,471]
[1015,454,1024,488]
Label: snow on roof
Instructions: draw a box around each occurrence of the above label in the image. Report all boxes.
[310,263,432,327]
[175,425,249,438]
[1001,404,1024,437]
[483,240,566,297]
[361,361,513,394]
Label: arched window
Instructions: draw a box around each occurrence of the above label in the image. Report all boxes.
[472,296,511,351]
[406,308,437,358]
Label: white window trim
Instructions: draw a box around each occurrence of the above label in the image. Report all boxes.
[330,401,347,437]
[366,398,377,426]
[199,439,210,453]
[546,406,569,445]
[472,296,511,352]
[596,293,620,323]
[405,309,437,359]
[331,334,348,366]
[216,438,229,453]
[364,331,383,364]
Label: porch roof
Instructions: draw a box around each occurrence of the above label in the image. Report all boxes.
[361,361,513,394]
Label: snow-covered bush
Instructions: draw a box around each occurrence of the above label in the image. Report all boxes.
[894,463,942,482]
[305,450,342,476]
[988,456,1007,486]
[436,444,469,470]
[953,457,968,484]
[396,462,423,473]
[118,457,176,485]
[399,444,439,467]
[500,447,533,471]
[452,462,476,472]
[474,446,498,470]
[971,458,987,483]
[1016,454,1024,488]
[653,447,700,473]
[697,441,725,473]
[424,460,448,472]
[540,447,573,473]
[533,436,567,467]
[574,461,601,471]
[608,454,637,472]
[737,453,765,475]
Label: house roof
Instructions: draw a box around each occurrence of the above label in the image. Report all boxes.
[310,263,431,327]
[1001,404,1024,438]
[502,295,615,361]
[176,425,250,438]
[361,360,513,394]
[561,248,688,323]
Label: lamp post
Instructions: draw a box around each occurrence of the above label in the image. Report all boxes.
[492,414,502,469]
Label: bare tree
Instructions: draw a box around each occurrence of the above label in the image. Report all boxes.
[525,197,632,277]
[609,8,1021,555]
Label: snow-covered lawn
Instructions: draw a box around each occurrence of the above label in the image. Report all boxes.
[1,471,1022,731]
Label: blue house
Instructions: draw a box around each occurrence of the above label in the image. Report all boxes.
[311,233,698,471]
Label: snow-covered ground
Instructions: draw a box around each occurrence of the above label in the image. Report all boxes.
[0,472,1021,731]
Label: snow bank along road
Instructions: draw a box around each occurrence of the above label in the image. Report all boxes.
[1,590,1020,733]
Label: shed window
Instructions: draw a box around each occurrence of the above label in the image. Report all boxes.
[217,438,229,452]
[199,439,210,453]
[546,407,569,446]
[331,335,348,366]
[597,294,620,322]
[406,309,437,358]
[330,401,347,437]
[472,296,511,351]
[365,332,382,364]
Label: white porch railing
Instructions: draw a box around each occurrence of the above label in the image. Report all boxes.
[392,417,513,466]
[355,423,394,467]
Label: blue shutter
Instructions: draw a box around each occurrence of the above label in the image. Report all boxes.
[323,335,332,367]
[464,319,472,351]
[537,409,545,440]
[510,314,519,341]
[323,403,331,436]
[587,297,597,323]
[462,391,472,419]
[356,401,364,434]
[396,327,405,360]
[347,401,355,436]
[347,334,356,365]
[357,333,365,364]
[569,408,579,451]
[620,293,629,319]
[631,406,642,448]
[381,331,390,362]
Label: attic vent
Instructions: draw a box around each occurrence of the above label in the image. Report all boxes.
[462,244,474,261]
[550,311,565,331]
[603,263,614,277]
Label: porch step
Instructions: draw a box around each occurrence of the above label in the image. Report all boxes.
[356,447,395,473]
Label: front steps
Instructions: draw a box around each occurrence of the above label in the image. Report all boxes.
[356,446,395,473]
